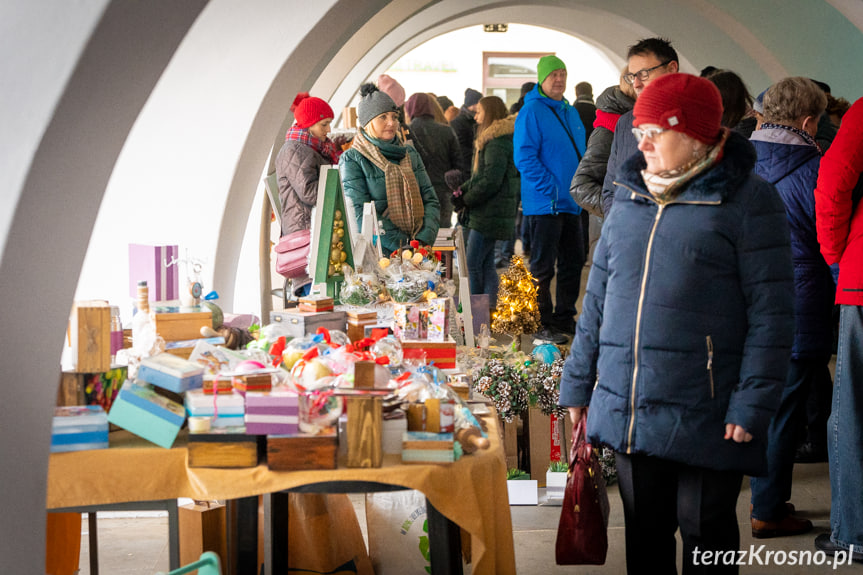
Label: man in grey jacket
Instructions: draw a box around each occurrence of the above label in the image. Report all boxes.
[600,38,679,215]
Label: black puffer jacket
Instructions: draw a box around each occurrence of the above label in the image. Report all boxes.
[570,86,634,217]
[450,107,477,174]
[409,116,461,227]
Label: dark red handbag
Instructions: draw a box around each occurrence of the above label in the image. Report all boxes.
[555,417,610,565]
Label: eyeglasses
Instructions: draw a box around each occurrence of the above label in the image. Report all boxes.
[623,61,670,85]
[631,127,668,142]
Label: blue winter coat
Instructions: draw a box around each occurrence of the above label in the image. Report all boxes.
[559,131,794,476]
[751,127,835,359]
[513,85,585,216]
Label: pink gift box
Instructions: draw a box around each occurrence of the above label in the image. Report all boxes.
[129,244,179,302]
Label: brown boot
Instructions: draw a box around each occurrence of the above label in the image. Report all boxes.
[751,514,813,538]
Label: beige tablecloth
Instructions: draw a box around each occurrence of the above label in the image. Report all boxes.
[47,411,516,575]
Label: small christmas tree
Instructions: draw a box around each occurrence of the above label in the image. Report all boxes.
[491,255,540,350]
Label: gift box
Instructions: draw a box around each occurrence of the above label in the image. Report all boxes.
[267,432,338,471]
[400,337,456,369]
[201,378,233,395]
[185,389,245,428]
[64,301,111,373]
[401,431,456,464]
[393,303,424,340]
[298,295,334,313]
[51,405,109,453]
[231,372,273,395]
[129,244,179,303]
[137,353,204,393]
[187,427,261,468]
[427,298,450,342]
[107,381,186,448]
[244,390,299,435]
[346,309,378,343]
[269,310,347,339]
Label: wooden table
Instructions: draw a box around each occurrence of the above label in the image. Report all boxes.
[46,411,516,575]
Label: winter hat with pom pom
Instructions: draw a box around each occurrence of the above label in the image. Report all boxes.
[357,83,398,127]
[291,93,334,129]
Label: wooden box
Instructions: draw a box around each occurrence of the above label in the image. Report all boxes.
[346,396,382,468]
[269,310,346,339]
[400,337,457,369]
[267,433,338,471]
[346,309,378,343]
[67,301,111,373]
[298,295,334,313]
[178,501,227,568]
[188,428,261,468]
[526,408,573,487]
[154,311,212,342]
[58,372,86,407]
[342,107,358,129]
[107,381,185,449]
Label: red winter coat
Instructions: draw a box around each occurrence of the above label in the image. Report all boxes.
[815,97,863,306]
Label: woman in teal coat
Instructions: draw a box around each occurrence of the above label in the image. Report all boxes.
[457,96,519,307]
[339,83,440,255]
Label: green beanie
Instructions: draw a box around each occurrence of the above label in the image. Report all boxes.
[537,55,566,85]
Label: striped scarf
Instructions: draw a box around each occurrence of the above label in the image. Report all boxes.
[759,122,822,154]
[350,128,424,237]
[285,125,341,164]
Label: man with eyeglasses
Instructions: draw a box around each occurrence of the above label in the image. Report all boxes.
[600,38,679,215]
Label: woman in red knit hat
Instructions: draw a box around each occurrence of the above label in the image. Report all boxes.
[275,93,341,295]
[559,73,795,574]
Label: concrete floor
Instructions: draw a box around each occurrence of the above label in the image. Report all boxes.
[74,461,862,574]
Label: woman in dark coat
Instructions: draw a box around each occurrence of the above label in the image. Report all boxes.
[405,92,461,228]
[457,96,519,308]
[339,84,440,255]
[559,74,794,574]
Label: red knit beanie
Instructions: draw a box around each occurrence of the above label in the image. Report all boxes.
[633,74,723,144]
[291,93,334,129]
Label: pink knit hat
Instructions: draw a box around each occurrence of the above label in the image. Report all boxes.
[377,74,406,107]
[291,93,334,129]
[633,74,723,144]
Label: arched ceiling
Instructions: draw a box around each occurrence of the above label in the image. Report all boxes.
[1,1,861,570]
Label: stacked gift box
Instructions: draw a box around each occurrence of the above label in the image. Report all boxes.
[244,390,300,435]
[185,389,245,429]
[392,299,456,369]
[51,405,109,453]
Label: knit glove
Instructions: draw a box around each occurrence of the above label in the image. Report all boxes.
[444,169,466,192]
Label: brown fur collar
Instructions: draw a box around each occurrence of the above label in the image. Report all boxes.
[475,115,516,152]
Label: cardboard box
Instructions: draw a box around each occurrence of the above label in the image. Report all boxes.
[178,501,227,568]
[269,310,347,339]
[128,244,179,302]
[527,408,573,487]
[66,301,111,373]
[107,381,185,448]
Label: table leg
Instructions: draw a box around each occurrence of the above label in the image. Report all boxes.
[88,512,99,575]
[263,492,291,575]
[426,499,462,575]
[166,501,180,569]
[226,497,259,575]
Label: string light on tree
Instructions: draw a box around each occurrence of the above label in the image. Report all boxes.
[491,255,540,349]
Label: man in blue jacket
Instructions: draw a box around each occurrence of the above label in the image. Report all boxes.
[514,55,586,344]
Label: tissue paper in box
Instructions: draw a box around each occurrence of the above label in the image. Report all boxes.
[51,405,109,453]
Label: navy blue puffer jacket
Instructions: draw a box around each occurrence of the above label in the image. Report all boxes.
[559,131,794,476]
[750,127,835,359]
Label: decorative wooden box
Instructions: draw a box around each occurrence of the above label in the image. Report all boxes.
[154,311,213,342]
[107,381,185,448]
[66,301,111,373]
[244,390,299,435]
[298,296,334,313]
[51,405,109,453]
[267,432,338,471]
[185,389,245,428]
[346,309,378,343]
[137,353,204,393]
[188,427,261,468]
[269,310,347,339]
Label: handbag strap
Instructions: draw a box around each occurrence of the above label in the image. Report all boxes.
[551,107,583,163]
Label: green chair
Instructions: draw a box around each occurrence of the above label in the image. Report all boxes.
[264,172,293,308]
[156,551,221,575]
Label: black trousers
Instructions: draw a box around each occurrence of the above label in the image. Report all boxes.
[615,453,743,575]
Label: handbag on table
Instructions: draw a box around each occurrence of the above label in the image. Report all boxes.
[274,229,311,278]
[555,417,610,565]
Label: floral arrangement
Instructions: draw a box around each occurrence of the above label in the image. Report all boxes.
[473,357,529,422]
[527,358,566,417]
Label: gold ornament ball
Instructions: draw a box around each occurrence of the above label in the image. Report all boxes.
[334,210,342,219]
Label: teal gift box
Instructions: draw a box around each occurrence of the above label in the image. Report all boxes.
[108,380,186,448]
